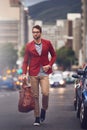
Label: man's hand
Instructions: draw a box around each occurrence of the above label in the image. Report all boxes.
[21,74,27,84]
[42,65,51,72]
[22,74,27,79]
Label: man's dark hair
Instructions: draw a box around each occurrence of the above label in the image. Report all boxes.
[32,25,42,33]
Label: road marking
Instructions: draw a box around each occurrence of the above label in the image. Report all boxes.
[0,94,5,98]
[0,90,18,98]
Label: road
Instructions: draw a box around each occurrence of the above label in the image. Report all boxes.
[0,85,83,130]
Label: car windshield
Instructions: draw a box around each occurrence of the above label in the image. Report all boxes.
[50,74,63,82]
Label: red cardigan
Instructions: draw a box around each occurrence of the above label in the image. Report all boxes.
[22,39,56,76]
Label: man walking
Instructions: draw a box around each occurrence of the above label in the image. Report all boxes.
[22,25,56,126]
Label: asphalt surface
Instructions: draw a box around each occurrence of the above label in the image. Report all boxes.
[0,85,84,130]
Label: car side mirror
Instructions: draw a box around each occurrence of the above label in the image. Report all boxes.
[72,74,80,78]
[77,69,84,75]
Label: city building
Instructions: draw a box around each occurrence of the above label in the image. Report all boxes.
[41,20,68,50]
[0,20,19,47]
[81,0,87,64]
[0,0,20,48]
[73,18,81,59]
[67,13,81,57]
[67,13,81,49]
[67,13,82,65]
[0,0,85,68]
[0,0,19,20]
[0,0,29,50]
[56,20,68,49]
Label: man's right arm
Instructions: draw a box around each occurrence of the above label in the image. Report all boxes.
[22,44,29,74]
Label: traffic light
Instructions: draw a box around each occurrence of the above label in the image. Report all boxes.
[17,68,23,74]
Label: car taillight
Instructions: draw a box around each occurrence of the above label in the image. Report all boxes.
[80,81,82,86]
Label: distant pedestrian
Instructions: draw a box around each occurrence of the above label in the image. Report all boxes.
[22,25,56,126]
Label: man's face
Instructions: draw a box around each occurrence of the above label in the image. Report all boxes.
[32,28,41,40]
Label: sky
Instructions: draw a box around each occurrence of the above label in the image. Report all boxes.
[20,0,48,7]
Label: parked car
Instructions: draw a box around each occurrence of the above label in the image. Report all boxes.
[13,75,23,89]
[73,78,81,111]
[72,68,87,129]
[0,75,16,90]
[49,71,66,87]
[63,71,75,84]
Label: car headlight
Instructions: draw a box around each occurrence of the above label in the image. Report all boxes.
[20,82,23,86]
[2,76,7,80]
[50,81,54,84]
[59,80,65,85]
[49,79,54,84]
[16,81,20,85]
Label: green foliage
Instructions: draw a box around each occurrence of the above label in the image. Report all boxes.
[20,45,25,57]
[56,46,77,70]
[0,43,18,73]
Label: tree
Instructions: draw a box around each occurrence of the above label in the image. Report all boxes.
[19,45,25,57]
[0,43,18,74]
[56,46,77,70]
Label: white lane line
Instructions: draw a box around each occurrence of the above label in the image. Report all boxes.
[0,90,18,98]
[0,92,11,98]
[0,94,5,98]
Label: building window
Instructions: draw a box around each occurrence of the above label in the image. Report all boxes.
[10,0,19,7]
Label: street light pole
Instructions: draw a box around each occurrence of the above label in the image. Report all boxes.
[24,7,29,44]
[19,1,29,47]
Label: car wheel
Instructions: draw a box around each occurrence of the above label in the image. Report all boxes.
[80,102,87,129]
[74,98,77,111]
[76,98,81,118]
[74,87,78,111]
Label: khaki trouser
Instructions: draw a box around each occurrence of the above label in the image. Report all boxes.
[30,76,49,117]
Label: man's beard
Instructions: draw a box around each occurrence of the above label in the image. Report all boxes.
[33,35,40,40]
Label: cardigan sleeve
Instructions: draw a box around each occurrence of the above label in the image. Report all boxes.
[22,44,29,74]
[48,41,57,67]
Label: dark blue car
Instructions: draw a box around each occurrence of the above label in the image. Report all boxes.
[72,66,87,129]
[0,76,15,90]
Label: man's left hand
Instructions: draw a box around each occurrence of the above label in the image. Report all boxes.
[42,65,51,72]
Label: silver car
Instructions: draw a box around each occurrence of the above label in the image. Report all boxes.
[49,72,66,87]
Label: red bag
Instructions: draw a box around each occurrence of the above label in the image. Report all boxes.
[18,85,35,113]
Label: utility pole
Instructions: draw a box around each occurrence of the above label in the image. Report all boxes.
[19,1,29,47]
[16,1,29,68]
[24,7,29,44]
